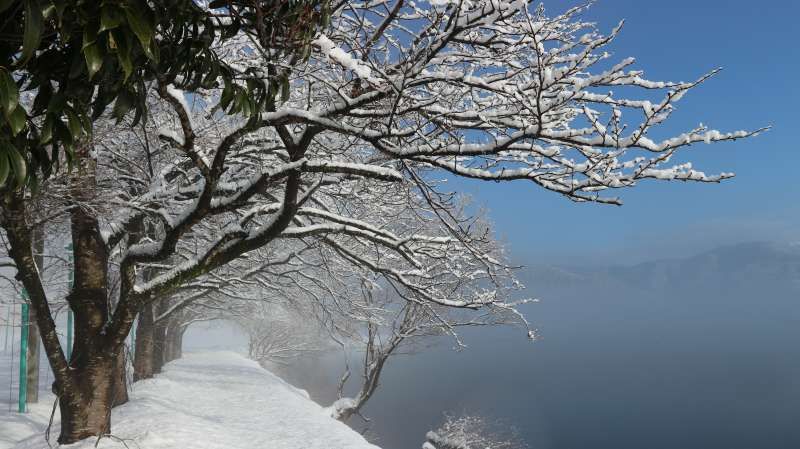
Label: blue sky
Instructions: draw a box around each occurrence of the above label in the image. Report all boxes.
[457,0,800,265]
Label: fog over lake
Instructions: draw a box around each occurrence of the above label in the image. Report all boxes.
[269,241,800,449]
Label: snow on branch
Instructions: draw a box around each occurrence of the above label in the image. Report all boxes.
[64,0,763,351]
[424,413,527,449]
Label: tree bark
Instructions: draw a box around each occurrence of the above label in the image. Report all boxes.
[25,307,40,403]
[152,317,168,374]
[163,315,183,363]
[2,191,73,436]
[3,180,133,443]
[133,302,157,381]
[176,325,186,360]
[55,142,128,442]
[57,348,127,443]
[111,347,129,407]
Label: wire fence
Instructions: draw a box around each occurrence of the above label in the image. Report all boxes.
[1,302,55,413]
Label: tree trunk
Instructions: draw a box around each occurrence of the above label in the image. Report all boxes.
[25,306,40,404]
[133,303,156,381]
[163,316,183,363]
[176,325,186,359]
[133,299,169,379]
[57,349,122,443]
[2,141,138,444]
[152,317,168,374]
[56,141,128,443]
[111,348,129,407]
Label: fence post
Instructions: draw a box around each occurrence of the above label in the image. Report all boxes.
[66,243,74,361]
[18,296,29,413]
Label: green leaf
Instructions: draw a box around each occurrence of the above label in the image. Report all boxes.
[54,1,66,22]
[220,83,233,111]
[123,3,157,61]
[112,90,134,122]
[82,20,99,50]
[0,150,9,186]
[46,91,66,113]
[7,144,27,186]
[241,96,251,116]
[31,78,51,115]
[40,115,53,143]
[68,49,86,79]
[114,31,134,80]
[0,69,19,114]
[53,116,72,147]
[20,0,44,65]
[64,108,81,137]
[5,105,26,135]
[83,42,103,79]
[100,4,125,32]
[231,89,244,114]
[41,3,55,20]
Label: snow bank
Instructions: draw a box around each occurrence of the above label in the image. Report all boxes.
[9,352,379,449]
[0,349,57,449]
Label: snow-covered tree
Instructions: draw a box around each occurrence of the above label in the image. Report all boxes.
[0,0,762,443]
[328,270,527,422]
[242,302,330,367]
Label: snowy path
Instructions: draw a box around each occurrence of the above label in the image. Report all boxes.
[6,352,379,449]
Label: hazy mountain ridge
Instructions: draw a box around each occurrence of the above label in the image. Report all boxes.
[521,241,800,293]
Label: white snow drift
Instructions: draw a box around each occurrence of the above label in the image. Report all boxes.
[7,352,379,449]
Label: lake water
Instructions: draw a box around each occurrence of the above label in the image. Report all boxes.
[282,246,800,449]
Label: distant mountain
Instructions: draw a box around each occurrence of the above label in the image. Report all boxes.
[514,240,800,346]
[608,241,800,290]
[520,241,800,294]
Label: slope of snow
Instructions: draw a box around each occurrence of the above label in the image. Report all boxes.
[6,351,379,449]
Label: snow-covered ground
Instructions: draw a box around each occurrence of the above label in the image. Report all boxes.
[2,351,379,449]
[0,348,57,449]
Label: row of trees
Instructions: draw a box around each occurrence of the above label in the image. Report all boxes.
[0,0,760,444]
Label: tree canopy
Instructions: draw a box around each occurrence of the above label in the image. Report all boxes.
[0,0,329,186]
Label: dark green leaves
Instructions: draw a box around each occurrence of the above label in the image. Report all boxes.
[0,150,9,185]
[112,88,135,122]
[83,43,103,79]
[20,0,43,65]
[123,1,157,61]
[100,4,125,32]
[0,141,28,187]
[113,31,134,80]
[0,69,19,114]
[7,144,26,186]
[1,67,27,140]
[0,0,331,188]
[6,105,26,135]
